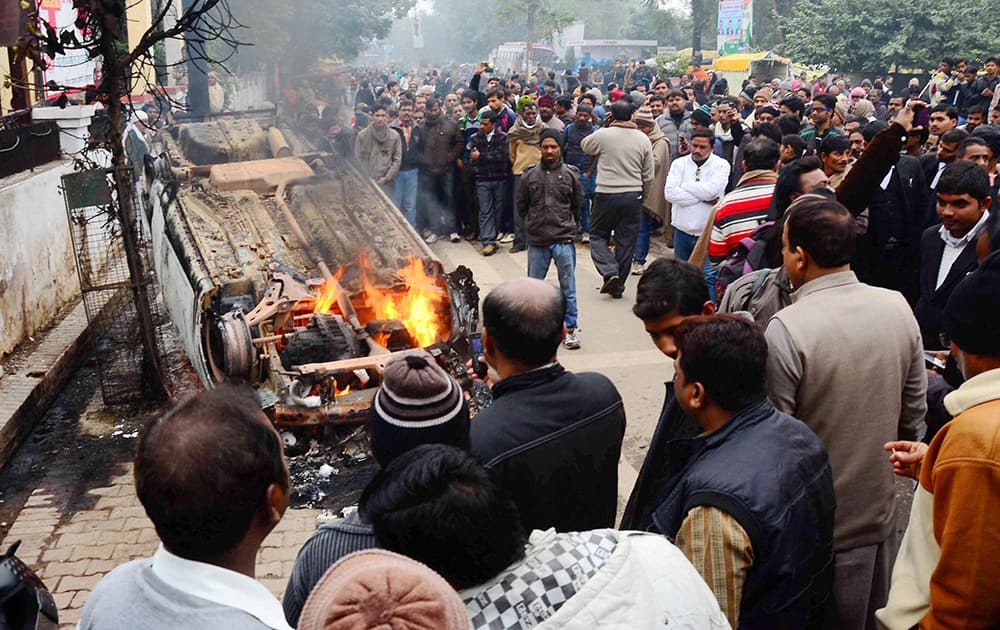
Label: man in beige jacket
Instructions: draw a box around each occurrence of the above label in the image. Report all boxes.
[633,105,670,275]
[765,195,926,630]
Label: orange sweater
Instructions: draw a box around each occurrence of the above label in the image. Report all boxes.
[919,393,1000,628]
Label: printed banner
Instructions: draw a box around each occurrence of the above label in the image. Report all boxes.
[717,0,752,55]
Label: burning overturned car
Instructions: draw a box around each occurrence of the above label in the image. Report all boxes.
[141,115,485,435]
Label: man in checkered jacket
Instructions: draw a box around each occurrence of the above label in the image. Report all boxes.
[361,444,731,630]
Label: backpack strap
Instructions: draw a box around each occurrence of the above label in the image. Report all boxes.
[750,268,772,297]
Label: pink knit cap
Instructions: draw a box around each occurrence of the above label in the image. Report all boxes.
[297,549,473,630]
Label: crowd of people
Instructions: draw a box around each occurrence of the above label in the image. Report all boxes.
[76,54,1000,629]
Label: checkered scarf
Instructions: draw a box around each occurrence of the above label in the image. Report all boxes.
[463,530,618,629]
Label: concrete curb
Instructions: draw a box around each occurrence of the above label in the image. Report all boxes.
[0,301,93,470]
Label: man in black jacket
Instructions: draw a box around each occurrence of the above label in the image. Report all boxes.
[518,128,583,348]
[916,160,992,349]
[470,278,625,533]
[620,258,713,531]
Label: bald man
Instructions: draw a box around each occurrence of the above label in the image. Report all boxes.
[81,385,292,630]
[471,278,626,532]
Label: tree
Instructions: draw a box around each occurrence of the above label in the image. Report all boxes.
[496,2,576,71]
[10,0,245,398]
[231,0,414,72]
[781,0,1000,73]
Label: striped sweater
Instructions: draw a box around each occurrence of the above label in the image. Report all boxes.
[708,172,777,265]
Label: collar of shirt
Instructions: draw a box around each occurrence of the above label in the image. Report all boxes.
[939,209,990,249]
[486,129,495,141]
[151,545,293,630]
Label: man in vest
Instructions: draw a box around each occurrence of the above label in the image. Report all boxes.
[656,314,835,628]
[766,195,926,629]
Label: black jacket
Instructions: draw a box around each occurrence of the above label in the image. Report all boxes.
[620,385,702,530]
[470,364,625,533]
[517,159,582,246]
[468,129,510,182]
[420,115,461,176]
[641,398,836,630]
[916,225,980,348]
[391,123,424,171]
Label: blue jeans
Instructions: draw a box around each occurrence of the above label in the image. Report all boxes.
[673,228,698,261]
[392,169,418,227]
[580,172,596,233]
[635,211,652,264]
[703,258,719,303]
[476,180,504,245]
[527,242,578,329]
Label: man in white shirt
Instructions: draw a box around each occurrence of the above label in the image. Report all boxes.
[80,385,293,630]
[915,160,992,349]
[664,128,731,262]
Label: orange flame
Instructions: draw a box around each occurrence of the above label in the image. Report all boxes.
[361,256,448,348]
[313,268,346,313]
[312,256,448,349]
[335,383,351,396]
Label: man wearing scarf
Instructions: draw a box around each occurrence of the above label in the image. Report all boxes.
[507,102,544,253]
[355,103,402,196]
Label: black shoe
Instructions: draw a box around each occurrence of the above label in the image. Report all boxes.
[600,275,621,295]
[509,243,526,253]
[611,289,624,299]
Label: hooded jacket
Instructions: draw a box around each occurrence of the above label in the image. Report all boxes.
[459,529,731,630]
[876,368,1000,629]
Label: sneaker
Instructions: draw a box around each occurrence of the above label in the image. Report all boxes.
[564,330,581,350]
[581,232,590,244]
[449,232,461,243]
[600,274,621,295]
[424,233,439,244]
[481,243,499,256]
[631,261,645,276]
[499,232,515,244]
[509,243,526,253]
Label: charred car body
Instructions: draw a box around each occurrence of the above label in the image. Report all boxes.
[141,116,484,426]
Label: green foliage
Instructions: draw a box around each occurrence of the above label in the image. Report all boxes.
[232,0,414,69]
[655,53,692,76]
[622,5,693,47]
[782,0,1000,72]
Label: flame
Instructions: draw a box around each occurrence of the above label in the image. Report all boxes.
[335,383,351,396]
[361,256,448,348]
[313,268,346,313]
[312,256,448,349]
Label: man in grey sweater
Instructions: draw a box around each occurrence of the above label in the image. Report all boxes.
[582,100,655,298]
[80,385,294,630]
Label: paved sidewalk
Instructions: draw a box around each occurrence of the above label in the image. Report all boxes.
[7,466,320,629]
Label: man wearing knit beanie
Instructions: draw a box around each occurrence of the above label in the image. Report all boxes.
[282,351,470,626]
[518,128,583,349]
[298,550,471,630]
[879,250,1000,629]
[633,105,671,276]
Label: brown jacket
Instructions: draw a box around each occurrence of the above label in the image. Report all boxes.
[765,271,926,552]
[642,126,671,222]
[420,115,462,176]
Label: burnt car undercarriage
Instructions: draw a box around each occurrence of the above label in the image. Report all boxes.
[143,116,487,434]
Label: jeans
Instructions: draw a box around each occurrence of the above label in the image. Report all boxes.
[476,180,504,245]
[590,191,642,285]
[634,211,652,264]
[460,165,479,236]
[419,171,453,236]
[512,175,526,247]
[703,258,719,303]
[672,228,698,261]
[580,172,596,234]
[528,242,578,329]
[392,169,418,227]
